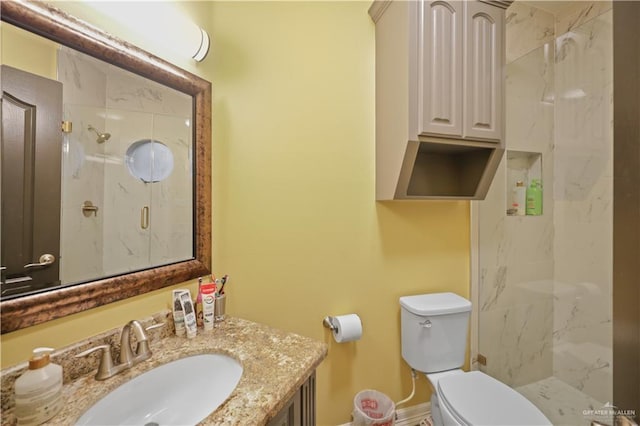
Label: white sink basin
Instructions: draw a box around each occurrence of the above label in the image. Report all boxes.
[76,354,243,425]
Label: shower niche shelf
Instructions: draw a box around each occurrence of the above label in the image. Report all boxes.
[506,150,542,215]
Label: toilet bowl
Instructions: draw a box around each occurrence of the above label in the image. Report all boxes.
[399,293,551,426]
[427,370,551,426]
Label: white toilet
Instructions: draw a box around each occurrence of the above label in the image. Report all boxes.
[399,292,552,426]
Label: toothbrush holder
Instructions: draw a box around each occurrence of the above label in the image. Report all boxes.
[215,294,226,321]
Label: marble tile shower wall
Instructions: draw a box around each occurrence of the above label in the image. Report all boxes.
[479,0,613,405]
[505,1,555,64]
[58,47,193,284]
[552,9,613,404]
[59,48,106,284]
[478,1,555,388]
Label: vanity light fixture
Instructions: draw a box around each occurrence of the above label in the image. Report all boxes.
[80,1,211,62]
[192,27,210,62]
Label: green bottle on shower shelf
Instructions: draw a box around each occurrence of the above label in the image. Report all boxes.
[526,179,543,215]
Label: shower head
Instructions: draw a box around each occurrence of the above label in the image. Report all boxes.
[88,125,111,143]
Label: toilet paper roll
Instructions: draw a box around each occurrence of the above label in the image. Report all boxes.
[332,314,362,343]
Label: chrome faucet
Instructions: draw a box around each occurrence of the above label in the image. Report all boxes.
[77,320,163,380]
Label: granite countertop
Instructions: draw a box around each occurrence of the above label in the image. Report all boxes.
[1,316,327,425]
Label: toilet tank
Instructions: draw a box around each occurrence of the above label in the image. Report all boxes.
[400,293,471,373]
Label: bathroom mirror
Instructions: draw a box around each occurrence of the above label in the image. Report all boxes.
[0,0,212,333]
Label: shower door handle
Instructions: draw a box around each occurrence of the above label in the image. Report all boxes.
[24,254,56,269]
[141,206,150,230]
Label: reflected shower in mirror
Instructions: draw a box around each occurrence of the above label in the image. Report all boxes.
[1,29,194,298]
[57,46,194,290]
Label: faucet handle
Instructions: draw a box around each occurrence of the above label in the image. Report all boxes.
[145,323,164,333]
[135,323,164,359]
[76,344,115,381]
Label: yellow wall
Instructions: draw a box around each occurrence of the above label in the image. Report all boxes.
[1,2,471,425]
[0,23,58,79]
[210,3,470,423]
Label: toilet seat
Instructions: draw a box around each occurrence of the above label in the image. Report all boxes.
[437,371,551,426]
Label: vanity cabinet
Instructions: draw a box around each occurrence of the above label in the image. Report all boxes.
[268,372,316,426]
[369,0,508,200]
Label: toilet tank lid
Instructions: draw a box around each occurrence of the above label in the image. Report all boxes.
[399,293,471,316]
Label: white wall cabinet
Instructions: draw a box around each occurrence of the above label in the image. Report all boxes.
[420,1,464,137]
[420,0,503,141]
[463,1,504,141]
[370,0,508,200]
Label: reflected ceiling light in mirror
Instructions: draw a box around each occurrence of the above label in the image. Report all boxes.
[97,112,124,121]
[81,1,210,62]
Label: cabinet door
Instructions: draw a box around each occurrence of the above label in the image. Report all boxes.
[268,397,296,426]
[420,0,464,138]
[266,372,316,426]
[463,1,503,141]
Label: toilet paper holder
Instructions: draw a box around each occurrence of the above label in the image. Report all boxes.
[322,316,338,331]
[322,314,363,343]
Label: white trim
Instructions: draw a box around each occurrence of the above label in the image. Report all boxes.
[477,0,514,9]
[470,201,480,371]
[339,402,431,426]
[367,0,393,23]
[395,402,431,426]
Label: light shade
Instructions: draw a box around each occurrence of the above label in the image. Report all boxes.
[193,28,210,62]
[81,1,210,62]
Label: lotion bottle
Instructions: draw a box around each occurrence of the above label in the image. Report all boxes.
[179,290,197,338]
[513,181,526,216]
[201,280,217,331]
[14,348,63,426]
[526,179,543,215]
[172,289,187,336]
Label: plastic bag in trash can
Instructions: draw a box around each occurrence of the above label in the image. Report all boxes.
[353,389,395,426]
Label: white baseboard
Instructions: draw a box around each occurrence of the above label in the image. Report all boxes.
[338,402,430,426]
[394,402,431,426]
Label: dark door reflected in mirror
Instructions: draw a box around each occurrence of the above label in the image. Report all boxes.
[0,0,211,333]
[2,65,63,296]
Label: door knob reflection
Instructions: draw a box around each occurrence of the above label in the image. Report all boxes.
[24,254,56,269]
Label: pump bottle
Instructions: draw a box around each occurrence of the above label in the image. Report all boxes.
[526,179,543,215]
[14,348,63,425]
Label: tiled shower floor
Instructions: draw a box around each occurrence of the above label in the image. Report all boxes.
[516,376,611,426]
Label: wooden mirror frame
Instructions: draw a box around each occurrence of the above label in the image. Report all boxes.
[0,0,212,333]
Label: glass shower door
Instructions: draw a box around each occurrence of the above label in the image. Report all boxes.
[477,2,614,425]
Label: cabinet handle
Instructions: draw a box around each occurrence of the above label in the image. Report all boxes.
[141,206,150,229]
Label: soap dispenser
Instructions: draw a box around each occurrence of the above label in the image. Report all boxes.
[14,348,63,426]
